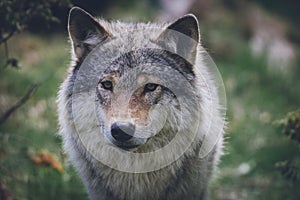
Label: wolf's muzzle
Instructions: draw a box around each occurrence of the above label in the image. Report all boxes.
[111,122,135,142]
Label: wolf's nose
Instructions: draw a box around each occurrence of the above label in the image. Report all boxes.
[111,122,135,142]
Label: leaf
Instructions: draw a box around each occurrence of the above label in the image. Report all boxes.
[274,109,300,143]
[5,58,19,69]
[30,150,64,173]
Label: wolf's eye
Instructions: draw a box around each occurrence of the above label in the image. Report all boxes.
[144,83,158,93]
[101,80,113,91]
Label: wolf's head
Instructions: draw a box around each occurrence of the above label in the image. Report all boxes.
[66,7,201,153]
[58,7,226,173]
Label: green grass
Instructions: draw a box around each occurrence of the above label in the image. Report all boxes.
[0,33,299,200]
[0,33,88,200]
[211,46,300,200]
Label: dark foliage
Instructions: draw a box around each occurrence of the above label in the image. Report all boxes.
[0,0,72,39]
[275,109,300,182]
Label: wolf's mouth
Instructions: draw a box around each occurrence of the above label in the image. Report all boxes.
[113,142,140,150]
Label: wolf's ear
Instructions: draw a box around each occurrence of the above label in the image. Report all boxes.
[68,7,110,61]
[157,14,199,64]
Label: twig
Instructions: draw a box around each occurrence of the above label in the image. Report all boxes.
[2,41,10,68]
[1,31,19,69]
[0,84,39,125]
[0,31,15,44]
[4,41,9,59]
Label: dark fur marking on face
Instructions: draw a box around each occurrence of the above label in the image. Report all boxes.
[109,48,195,83]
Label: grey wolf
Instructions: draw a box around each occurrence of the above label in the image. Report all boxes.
[57,7,225,200]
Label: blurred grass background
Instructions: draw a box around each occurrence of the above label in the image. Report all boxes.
[0,0,299,199]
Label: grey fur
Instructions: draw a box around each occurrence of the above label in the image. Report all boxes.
[57,7,225,200]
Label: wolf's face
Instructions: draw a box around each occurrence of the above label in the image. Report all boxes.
[94,49,196,150]
[67,7,200,152]
[96,66,166,149]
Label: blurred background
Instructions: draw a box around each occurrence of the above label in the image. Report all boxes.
[0,0,299,199]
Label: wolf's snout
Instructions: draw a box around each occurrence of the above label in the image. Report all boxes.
[111,122,135,142]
